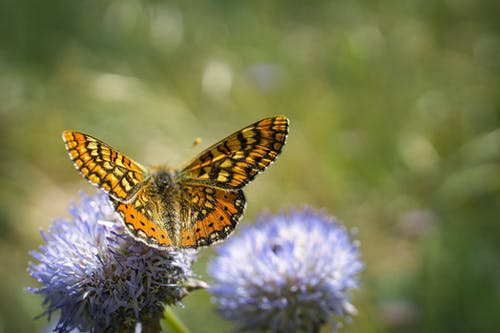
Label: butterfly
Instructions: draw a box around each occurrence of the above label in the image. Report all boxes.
[62,116,289,249]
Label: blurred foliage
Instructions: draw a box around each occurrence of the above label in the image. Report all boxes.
[1,0,499,332]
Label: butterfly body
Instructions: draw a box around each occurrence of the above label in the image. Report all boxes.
[63,116,288,249]
[116,167,182,245]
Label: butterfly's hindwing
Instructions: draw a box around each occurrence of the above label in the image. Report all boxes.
[179,185,246,247]
[111,191,174,248]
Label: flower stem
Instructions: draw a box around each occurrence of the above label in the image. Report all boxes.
[162,306,190,333]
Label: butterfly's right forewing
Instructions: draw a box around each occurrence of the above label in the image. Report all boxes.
[180,116,289,189]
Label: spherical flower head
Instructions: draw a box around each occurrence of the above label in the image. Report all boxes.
[208,208,363,332]
[28,192,197,333]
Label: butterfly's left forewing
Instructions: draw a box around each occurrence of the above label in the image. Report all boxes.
[63,131,147,202]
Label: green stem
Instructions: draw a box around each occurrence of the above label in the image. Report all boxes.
[162,306,190,333]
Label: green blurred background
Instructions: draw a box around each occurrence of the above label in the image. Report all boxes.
[1,0,499,332]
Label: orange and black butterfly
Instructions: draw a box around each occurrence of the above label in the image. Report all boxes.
[62,116,289,249]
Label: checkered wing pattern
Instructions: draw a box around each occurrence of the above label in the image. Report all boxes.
[180,116,289,189]
[62,131,147,202]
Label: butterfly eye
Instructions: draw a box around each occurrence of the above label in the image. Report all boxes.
[152,170,174,189]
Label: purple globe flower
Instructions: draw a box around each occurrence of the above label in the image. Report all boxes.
[28,192,197,333]
[208,208,363,332]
